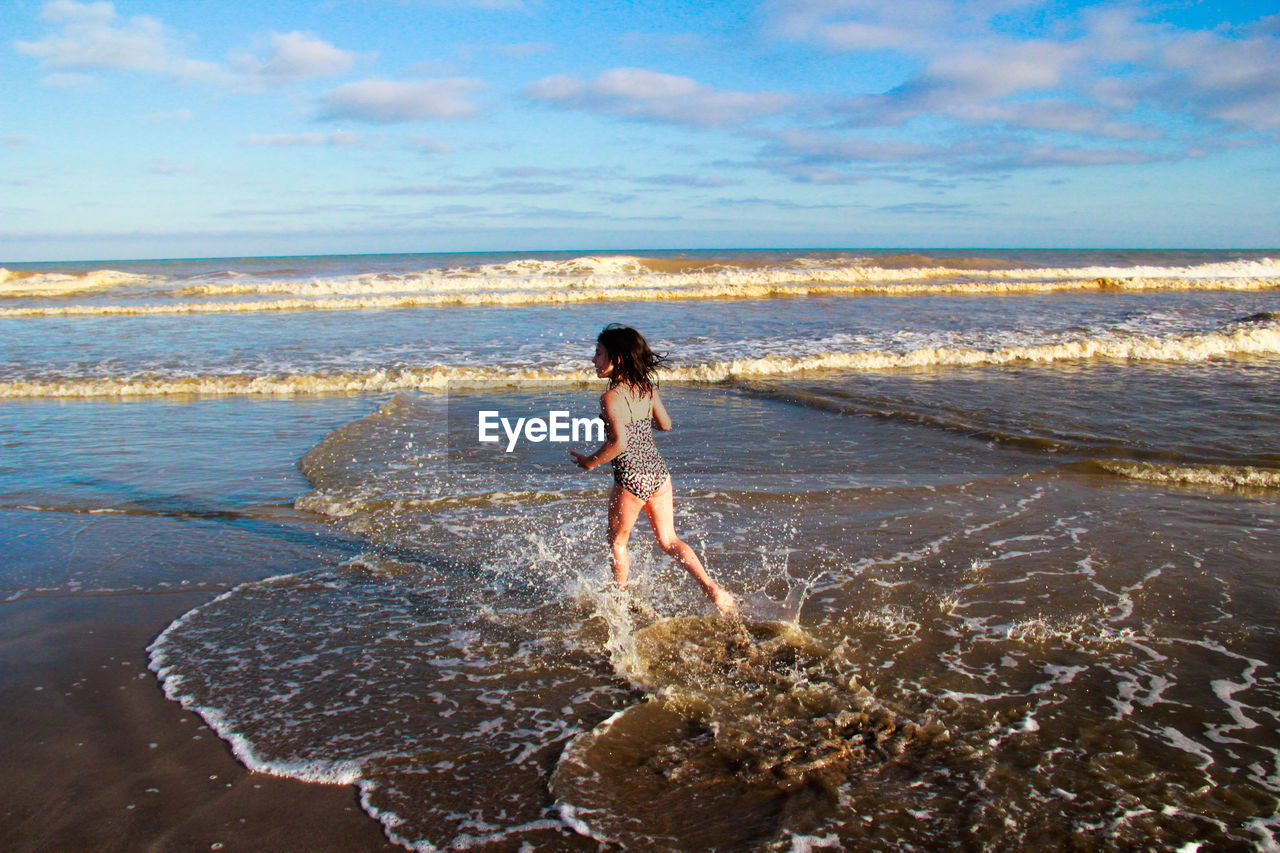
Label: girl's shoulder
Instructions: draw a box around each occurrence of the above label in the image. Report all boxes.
[601,384,648,417]
[599,386,627,413]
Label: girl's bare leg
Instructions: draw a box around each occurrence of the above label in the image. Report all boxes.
[643,479,737,615]
[607,482,645,588]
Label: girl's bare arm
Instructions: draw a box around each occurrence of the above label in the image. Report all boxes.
[651,388,673,431]
[570,390,629,470]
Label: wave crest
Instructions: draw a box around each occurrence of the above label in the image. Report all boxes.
[179,255,1280,300]
[3,324,1277,399]
[0,268,149,298]
[2,257,1277,317]
[1086,460,1280,490]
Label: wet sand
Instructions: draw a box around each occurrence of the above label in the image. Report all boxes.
[0,394,406,850]
[0,591,397,852]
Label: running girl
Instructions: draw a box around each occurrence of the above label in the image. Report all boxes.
[569,324,737,615]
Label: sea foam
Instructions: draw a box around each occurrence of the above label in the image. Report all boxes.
[0,268,150,298]
[3,324,1276,399]
[1,258,1277,318]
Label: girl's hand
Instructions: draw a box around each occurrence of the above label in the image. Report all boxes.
[569,450,592,471]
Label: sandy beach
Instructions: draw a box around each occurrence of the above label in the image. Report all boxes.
[0,593,397,852]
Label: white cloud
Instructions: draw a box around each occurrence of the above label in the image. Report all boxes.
[911,41,1080,103]
[148,159,194,175]
[765,0,995,52]
[754,125,1165,178]
[41,0,114,25]
[15,0,228,86]
[42,71,97,88]
[1079,5,1164,65]
[321,78,484,122]
[15,0,227,84]
[633,174,737,188]
[945,100,1154,140]
[245,131,363,146]
[405,136,455,155]
[16,3,358,90]
[16,0,171,71]
[777,1,1280,140]
[525,68,792,127]
[974,142,1163,170]
[808,19,919,51]
[1071,10,1280,132]
[230,31,358,85]
[766,2,1147,143]
[835,38,1156,138]
[1159,30,1280,130]
[833,39,1085,128]
[764,129,937,164]
[143,108,195,122]
[377,181,571,196]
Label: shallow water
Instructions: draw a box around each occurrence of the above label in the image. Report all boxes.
[147,378,1280,851]
[1,249,1277,850]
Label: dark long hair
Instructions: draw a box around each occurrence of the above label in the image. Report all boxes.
[597,324,668,397]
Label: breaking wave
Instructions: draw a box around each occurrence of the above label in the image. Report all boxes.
[166,255,1280,295]
[4,323,1277,399]
[1084,460,1280,491]
[2,254,1277,317]
[0,268,150,298]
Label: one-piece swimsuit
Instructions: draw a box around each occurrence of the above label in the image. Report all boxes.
[611,389,670,501]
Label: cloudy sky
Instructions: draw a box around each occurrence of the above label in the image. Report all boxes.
[3,0,1278,261]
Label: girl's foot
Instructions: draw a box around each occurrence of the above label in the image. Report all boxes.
[710,586,738,616]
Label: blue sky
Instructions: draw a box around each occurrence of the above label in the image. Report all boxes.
[2,0,1278,261]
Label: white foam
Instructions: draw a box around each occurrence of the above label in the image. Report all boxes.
[1209,652,1265,743]
[6,322,1270,398]
[0,364,576,398]
[133,254,1280,300]
[1112,672,1175,719]
[550,710,628,844]
[294,489,363,518]
[1160,726,1215,769]
[148,576,367,786]
[785,832,845,851]
[0,268,148,298]
[665,323,1280,382]
[357,780,441,853]
[1244,814,1280,853]
[2,266,1277,316]
[1093,461,1280,490]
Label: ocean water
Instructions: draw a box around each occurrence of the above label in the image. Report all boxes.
[2,249,1279,850]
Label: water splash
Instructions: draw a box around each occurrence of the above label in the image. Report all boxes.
[552,614,942,851]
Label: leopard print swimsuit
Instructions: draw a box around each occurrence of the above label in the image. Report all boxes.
[610,389,671,501]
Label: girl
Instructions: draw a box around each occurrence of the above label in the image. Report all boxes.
[569,324,737,615]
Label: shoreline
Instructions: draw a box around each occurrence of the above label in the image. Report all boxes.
[0,590,399,852]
